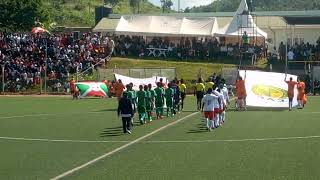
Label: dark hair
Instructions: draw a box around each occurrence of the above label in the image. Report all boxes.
[139,85,143,90]
[148,83,152,89]
[207,88,213,93]
[212,84,217,90]
[144,85,148,90]
[180,79,184,83]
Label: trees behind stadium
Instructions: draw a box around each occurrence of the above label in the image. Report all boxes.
[0,0,51,32]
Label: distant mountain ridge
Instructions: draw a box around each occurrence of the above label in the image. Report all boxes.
[187,0,320,12]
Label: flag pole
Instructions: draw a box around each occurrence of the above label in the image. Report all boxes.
[44,38,48,94]
[40,66,43,94]
[1,64,4,94]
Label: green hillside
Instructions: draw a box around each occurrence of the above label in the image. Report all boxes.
[45,0,162,27]
[188,0,320,12]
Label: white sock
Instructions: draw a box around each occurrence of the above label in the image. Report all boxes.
[209,120,214,129]
[215,116,219,127]
[206,119,209,129]
[221,111,226,122]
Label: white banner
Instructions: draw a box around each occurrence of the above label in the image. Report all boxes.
[239,70,298,108]
[114,73,168,91]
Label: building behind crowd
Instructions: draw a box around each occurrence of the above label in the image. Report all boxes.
[94,10,320,48]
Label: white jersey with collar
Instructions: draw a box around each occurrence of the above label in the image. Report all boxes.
[202,94,219,112]
[221,87,229,105]
[213,90,224,109]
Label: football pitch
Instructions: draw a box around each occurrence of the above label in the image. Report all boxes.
[0,96,319,180]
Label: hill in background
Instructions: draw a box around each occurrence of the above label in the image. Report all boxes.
[187,0,320,12]
[43,0,320,27]
[45,0,162,27]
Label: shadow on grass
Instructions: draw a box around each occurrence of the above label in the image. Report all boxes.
[227,107,287,112]
[187,129,208,133]
[103,126,122,130]
[100,133,123,137]
[100,126,123,137]
[99,121,143,137]
[95,109,117,112]
[187,123,208,133]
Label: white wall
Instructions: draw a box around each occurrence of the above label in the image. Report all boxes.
[263,26,320,48]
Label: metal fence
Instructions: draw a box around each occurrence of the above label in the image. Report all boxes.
[221,67,238,85]
[97,68,177,81]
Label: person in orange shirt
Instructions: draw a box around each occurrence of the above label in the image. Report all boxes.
[109,81,115,98]
[285,76,297,111]
[115,79,125,101]
[235,75,247,111]
[69,78,76,94]
[297,78,306,109]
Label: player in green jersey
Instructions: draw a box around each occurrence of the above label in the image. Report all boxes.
[165,83,175,117]
[144,85,153,122]
[154,82,165,119]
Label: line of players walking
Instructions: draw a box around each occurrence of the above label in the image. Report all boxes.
[118,77,232,134]
[195,78,230,132]
[118,79,187,134]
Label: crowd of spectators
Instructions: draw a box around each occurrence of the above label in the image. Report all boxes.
[0,32,113,92]
[113,35,266,60]
[269,38,320,63]
[1,31,320,94]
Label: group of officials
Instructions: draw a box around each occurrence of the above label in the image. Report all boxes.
[117,78,187,134]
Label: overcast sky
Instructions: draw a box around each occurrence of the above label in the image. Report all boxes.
[148,0,214,10]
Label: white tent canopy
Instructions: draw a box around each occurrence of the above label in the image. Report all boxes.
[115,15,219,37]
[216,0,267,38]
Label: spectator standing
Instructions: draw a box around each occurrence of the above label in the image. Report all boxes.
[279,42,286,61]
[287,49,295,61]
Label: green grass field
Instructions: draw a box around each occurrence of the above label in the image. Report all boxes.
[109,57,238,80]
[0,96,319,180]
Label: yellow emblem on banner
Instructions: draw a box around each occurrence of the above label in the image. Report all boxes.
[252,84,287,99]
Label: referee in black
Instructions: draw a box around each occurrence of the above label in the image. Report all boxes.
[118,92,134,134]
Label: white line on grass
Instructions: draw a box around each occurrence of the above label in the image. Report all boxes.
[1,135,320,144]
[144,135,320,143]
[0,136,129,143]
[0,111,106,119]
[50,112,199,180]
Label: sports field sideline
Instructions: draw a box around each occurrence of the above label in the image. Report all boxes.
[0,96,319,180]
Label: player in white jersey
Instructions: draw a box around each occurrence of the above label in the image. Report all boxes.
[201,88,219,131]
[219,83,230,124]
[213,85,224,128]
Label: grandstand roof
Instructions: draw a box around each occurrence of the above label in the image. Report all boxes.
[95,10,320,33]
[108,10,320,19]
[93,18,119,32]
[283,16,320,25]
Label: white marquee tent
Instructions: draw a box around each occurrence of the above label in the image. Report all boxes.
[216,0,267,38]
[115,15,219,37]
